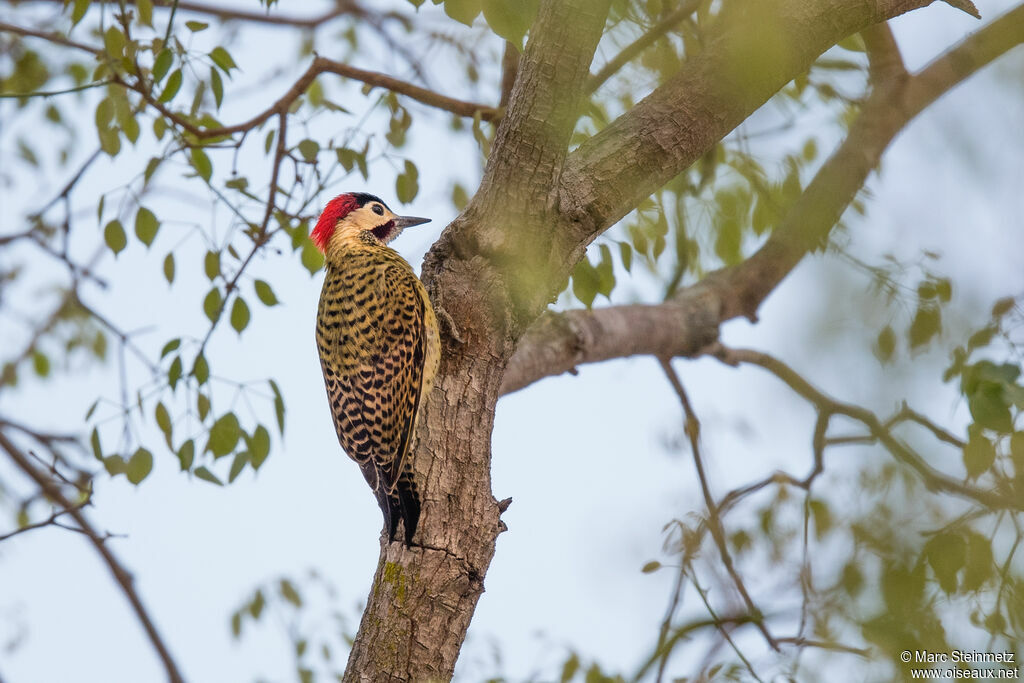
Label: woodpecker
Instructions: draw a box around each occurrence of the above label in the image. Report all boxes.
[312,192,440,545]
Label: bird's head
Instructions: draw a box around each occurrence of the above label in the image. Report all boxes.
[311,192,430,256]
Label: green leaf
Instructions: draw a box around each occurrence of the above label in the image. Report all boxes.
[619,241,632,272]
[203,287,223,323]
[134,207,159,247]
[90,427,103,461]
[163,252,176,284]
[103,26,125,59]
[908,305,941,349]
[209,47,238,74]
[177,439,195,470]
[640,561,661,574]
[160,338,180,358]
[595,244,615,298]
[249,590,265,619]
[204,250,220,280]
[254,280,279,306]
[185,20,209,32]
[194,466,223,486]
[104,455,128,476]
[809,499,832,540]
[300,238,324,275]
[95,97,114,130]
[192,354,210,385]
[137,0,154,26]
[31,350,50,377]
[571,259,598,308]
[152,49,173,83]
[228,452,249,483]
[924,531,966,595]
[155,401,173,445]
[875,325,896,363]
[269,380,285,435]
[560,653,581,683]
[144,157,163,186]
[126,448,154,485]
[962,531,994,591]
[279,579,302,607]
[963,433,996,478]
[190,148,212,182]
[297,139,320,162]
[104,219,127,256]
[210,66,224,109]
[230,297,250,333]
[968,388,1013,433]
[444,0,481,26]
[168,355,183,390]
[481,0,537,48]
[250,425,270,470]
[159,68,182,102]
[71,0,90,27]
[992,297,1015,317]
[197,393,210,421]
[207,413,240,457]
[395,160,419,203]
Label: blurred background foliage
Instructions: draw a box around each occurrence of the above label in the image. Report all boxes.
[1,0,1023,681]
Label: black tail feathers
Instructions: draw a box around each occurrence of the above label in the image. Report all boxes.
[377,471,420,546]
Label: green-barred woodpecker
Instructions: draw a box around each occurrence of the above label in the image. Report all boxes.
[312,192,440,545]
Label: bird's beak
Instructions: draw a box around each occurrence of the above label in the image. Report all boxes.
[393,215,431,228]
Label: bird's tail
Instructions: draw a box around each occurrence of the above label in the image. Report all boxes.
[390,467,420,546]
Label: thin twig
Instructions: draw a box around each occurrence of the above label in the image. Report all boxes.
[711,345,1021,511]
[689,570,765,683]
[587,0,702,95]
[0,431,185,683]
[659,357,780,652]
[0,498,90,542]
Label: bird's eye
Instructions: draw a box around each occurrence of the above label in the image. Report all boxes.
[372,204,385,216]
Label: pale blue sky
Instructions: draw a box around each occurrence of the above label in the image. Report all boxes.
[1,2,1022,681]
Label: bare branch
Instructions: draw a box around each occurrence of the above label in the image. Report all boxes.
[0,430,184,683]
[712,346,1023,512]
[0,496,90,543]
[119,54,499,144]
[499,41,519,108]
[659,359,779,651]
[0,21,101,55]
[15,0,382,30]
[501,286,720,394]
[861,21,907,85]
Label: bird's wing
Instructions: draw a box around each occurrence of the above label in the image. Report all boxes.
[370,265,427,494]
[326,264,425,495]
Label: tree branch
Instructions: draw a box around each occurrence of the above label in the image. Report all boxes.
[711,346,1023,511]
[558,0,983,247]
[0,21,101,55]
[502,3,1024,394]
[0,430,184,683]
[660,359,779,651]
[16,0,377,30]
[473,0,612,212]
[119,54,499,144]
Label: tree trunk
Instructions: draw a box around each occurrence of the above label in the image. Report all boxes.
[343,255,511,680]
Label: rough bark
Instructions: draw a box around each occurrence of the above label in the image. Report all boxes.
[341,0,1019,680]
